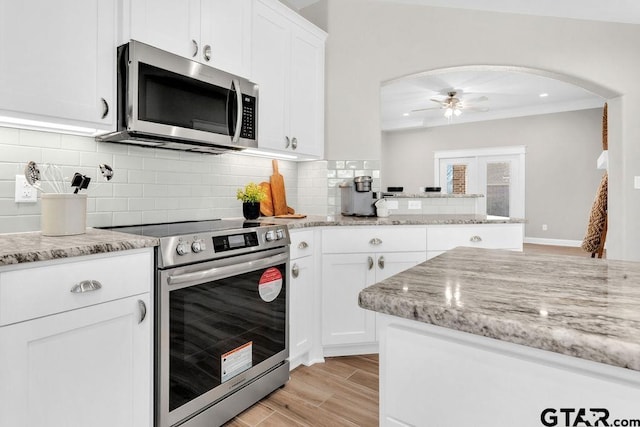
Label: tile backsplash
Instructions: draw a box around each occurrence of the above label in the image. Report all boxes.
[0,127,304,233]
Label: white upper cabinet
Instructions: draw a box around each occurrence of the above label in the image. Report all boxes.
[124,0,251,77]
[0,0,116,132]
[252,0,326,159]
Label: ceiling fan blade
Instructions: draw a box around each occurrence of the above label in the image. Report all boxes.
[465,96,489,103]
[429,97,444,104]
[465,106,490,112]
[411,106,442,112]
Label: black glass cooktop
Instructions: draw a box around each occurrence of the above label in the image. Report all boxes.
[101,219,276,238]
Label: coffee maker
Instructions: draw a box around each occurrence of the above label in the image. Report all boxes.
[339,176,376,216]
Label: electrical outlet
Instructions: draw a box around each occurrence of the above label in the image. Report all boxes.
[408,200,422,210]
[542,224,548,231]
[386,200,399,210]
[15,175,37,203]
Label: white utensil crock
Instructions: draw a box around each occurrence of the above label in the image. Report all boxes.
[41,194,87,236]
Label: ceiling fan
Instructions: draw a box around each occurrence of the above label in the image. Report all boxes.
[412,90,489,119]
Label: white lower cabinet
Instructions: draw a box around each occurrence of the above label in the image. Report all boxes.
[426,223,524,259]
[0,249,153,427]
[288,229,319,369]
[321,227,427,355]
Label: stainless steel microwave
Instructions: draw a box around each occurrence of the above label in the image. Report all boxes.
[96,40,258,154]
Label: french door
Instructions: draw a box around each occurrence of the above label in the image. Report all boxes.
[435,147,525,219]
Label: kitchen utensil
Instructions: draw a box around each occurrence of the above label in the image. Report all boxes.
[287,206,295,214]
[24,161,44,192]
[270,159,288,216]
[259,182,274,216]
[71,173,91,194]
[91,163,115,192]
[41,163,64,194]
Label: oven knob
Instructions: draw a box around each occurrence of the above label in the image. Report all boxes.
[191,240,203,253]
[265,230,276,242]
[276,229,284,239]
[176,242,190,256]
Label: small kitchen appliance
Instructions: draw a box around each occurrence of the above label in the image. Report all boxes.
[96,40,258,154]
[102,219,289,427]
[340,176,376,216]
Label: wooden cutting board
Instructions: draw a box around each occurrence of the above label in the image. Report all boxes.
[259,182,274,216]
[275,214,306,219]
[270,159,288,216]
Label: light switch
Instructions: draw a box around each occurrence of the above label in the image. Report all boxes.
[386,200,399,209]
[635,176,640,189]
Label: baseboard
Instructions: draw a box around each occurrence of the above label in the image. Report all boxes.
[524,237,582,247]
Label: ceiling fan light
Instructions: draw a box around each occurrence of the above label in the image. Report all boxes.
[454,108,462,117]
[444,108,453,118]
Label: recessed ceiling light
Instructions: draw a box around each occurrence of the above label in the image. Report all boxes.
[402,112,410,117]
[539,93,549,98]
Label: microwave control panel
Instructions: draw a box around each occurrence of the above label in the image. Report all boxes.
[240,95,256,140]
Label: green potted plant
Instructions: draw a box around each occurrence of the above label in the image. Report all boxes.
[237,182,267,220]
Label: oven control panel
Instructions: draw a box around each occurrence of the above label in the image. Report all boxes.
[159,225,290,268]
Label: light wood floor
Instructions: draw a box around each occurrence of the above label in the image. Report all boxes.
[224,243,601,426]
[224,354,379,426]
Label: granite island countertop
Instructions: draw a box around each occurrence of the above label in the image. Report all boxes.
[0,228,159,266]
[358,246,640,371]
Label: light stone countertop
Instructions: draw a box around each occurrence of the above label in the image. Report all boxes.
[0,228,159,266]
[381,192,484,198]
[0,214,524,266]
[358,246,640,371]
[263,213,525,229]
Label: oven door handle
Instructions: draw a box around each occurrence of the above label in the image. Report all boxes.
[166,252,289,287]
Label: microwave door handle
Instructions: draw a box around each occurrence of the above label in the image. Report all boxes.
[231,79,243,143]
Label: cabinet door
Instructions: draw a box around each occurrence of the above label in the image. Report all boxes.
[290,255,313,363]
[252,0,291,152]
[0,0,116,129]
[128,0,200,60]
[0,294,151,427]
[200,0,251,77]
[322,253,376,346]
[375,251,427,282]
[289,23,325,158]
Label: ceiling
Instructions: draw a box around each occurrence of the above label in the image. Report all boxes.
[286,0,640,25]
[286,0,620,130]
[380,68,605,131]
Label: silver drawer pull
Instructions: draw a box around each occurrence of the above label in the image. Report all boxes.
[368,256,374,270]
[369,238,383,246]
[298,241,309,250]
[378,256,385,269]
[292,264,299,278]
[70,280,102,293]
[470,235,483,243]
[138,300,147,324]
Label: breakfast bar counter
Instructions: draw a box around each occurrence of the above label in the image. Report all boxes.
[359,247,640,427]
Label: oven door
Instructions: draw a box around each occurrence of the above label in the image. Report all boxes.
[157,248,289,427]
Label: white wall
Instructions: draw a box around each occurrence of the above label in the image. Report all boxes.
[382,109,603,241]
[313,0,640,260]
[0,127,300,233]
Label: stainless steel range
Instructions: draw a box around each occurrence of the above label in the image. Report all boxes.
[105,219,290,427]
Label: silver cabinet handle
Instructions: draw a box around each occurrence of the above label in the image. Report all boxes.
[291,137,298,150]
[285,136,290,148]
[100,98,109,119]
[192,39,198,57]
[470,235,483,243]
[203,44,212,61]
[369,238,383,246]
[367,256,374,270]
[70,279,102,293]
[292,263,299,278]
[378,256,385,269]
[138,299,147,324]
[298,241,309,249]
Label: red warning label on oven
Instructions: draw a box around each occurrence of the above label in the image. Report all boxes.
[258,267,282,302]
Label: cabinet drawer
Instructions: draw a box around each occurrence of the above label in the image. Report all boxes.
[426,224,523,251]
[0,249,153,326]
[322,227,426,254]
[290,230,314,259]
